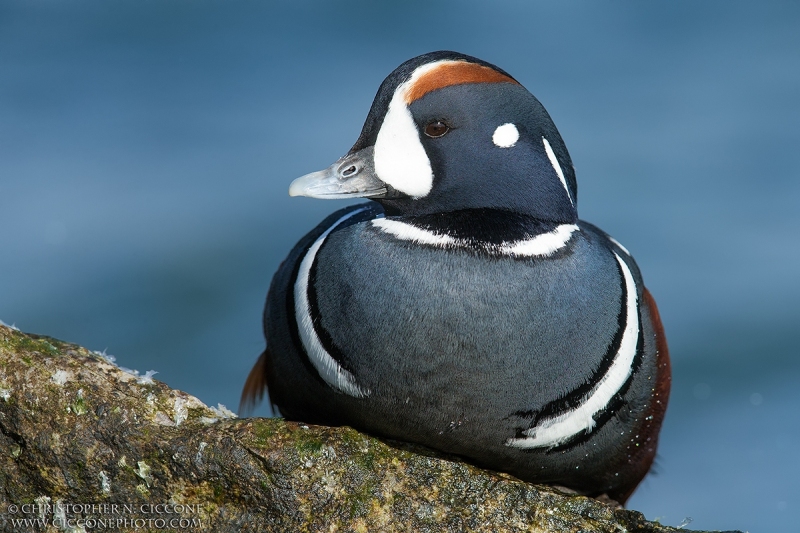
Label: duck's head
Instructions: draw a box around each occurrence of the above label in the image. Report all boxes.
[289,51,577,224]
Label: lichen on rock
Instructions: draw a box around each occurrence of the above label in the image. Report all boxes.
[0,325,735,532]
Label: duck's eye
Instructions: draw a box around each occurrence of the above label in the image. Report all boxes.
[424,121,450,138]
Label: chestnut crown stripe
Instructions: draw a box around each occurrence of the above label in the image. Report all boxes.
[403,61,519,104]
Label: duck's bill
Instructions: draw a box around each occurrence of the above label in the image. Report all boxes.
[288,146,388,199]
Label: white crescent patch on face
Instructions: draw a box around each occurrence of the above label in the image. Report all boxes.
[373,64,442,198]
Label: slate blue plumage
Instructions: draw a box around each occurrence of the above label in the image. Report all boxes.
[242,51,671,503]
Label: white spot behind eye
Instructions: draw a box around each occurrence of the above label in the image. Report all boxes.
[492,123,519,148]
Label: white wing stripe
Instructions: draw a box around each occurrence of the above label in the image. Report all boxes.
[506,252,639,449]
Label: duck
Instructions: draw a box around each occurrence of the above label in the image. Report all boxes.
[241,51,670,504]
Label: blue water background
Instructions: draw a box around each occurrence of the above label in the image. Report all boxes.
[1,2,798,531]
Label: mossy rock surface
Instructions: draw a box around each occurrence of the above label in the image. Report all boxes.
[0,325,736,532]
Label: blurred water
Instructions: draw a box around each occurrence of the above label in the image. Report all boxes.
[1,2,798,531]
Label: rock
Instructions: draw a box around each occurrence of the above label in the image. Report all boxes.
[0,325,736,533]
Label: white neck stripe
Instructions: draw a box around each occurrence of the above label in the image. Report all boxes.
[371,218,456,246]
[372,218,578,257]
[506,252,639,449]
[294,208,371,397]
[542,137,573,206]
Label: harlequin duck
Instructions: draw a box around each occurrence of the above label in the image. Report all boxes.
[241,51,670,504]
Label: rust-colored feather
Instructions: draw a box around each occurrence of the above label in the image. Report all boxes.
[644,287,672,424]
[239,349,270,416]
[613,287,671,504]
[404,61,518,104]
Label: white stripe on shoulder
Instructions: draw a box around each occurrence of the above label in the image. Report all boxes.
[294,207,371,398]
[607,236,631,257]
[506,252,639,449]
[372,218,577,257]
[542,137,573,206]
